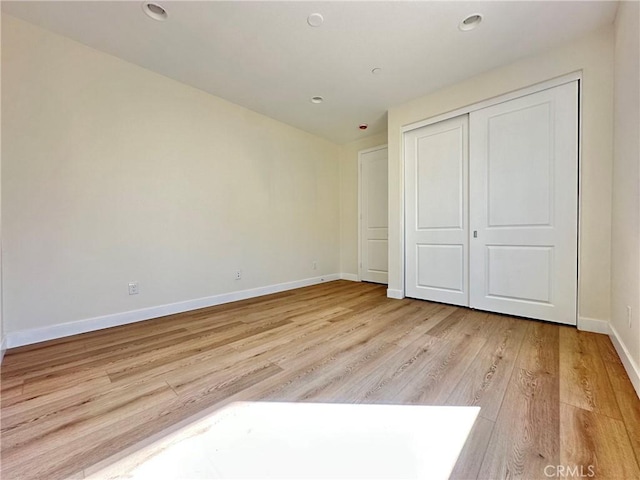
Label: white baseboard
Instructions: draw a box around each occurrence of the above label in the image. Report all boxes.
[0,336,6,364]
[387,289,404,299]
[578,316,610,334]
[340,273,359,282]
[609,324,640,398]
[7,274,341,349]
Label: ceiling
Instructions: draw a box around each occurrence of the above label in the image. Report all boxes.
[2,1,618,144]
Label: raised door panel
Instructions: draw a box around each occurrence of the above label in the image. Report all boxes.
[416,128,464,230]
[367,239,389,273]
[487,103,552,227]
[486,245,552,303]
[416,244,465,293]
[367,155,389,229]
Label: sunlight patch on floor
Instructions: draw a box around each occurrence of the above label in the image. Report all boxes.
[86,402,479,479]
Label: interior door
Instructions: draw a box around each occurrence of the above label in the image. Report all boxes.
[469,82,578,325]
[405,115,469,306]
[360,146,388,284]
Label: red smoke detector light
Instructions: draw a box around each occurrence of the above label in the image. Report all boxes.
[359,123,368,130]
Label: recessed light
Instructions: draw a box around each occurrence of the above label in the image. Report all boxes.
[307,13,324,27]
[459,13,482,31]
[359,123,368,130]
[142,2,168,21]
[311,96,324,104]
[371,68,382,75]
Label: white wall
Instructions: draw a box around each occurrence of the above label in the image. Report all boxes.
[339,132,388,279]
[2,15,340,342]
[387,27,614,324]
[611,0,640,388]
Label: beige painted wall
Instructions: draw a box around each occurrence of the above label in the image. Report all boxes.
[611,1,640,366]
[2,15,340,335]
[339,132,388,277]
[0,8,4,359]
[388,26,614,323]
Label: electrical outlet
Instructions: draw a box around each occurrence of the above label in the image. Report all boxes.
[312,261,317,270]
[627,306,632,328]
[235,270,242,280]
[128,282,139,295]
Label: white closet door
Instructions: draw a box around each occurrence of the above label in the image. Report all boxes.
[360,146,388,284]
[469,82,578,325]
[405,115,469,306]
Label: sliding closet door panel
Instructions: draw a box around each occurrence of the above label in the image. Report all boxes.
[405,115,469,305]
[469,81,578,325]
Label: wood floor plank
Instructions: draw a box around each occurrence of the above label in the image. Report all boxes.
[0,380,24,403]
[2,334,89,357]
[183,301,309,331]
[477,321,560,479]
[560,402,640,479]
[261,302,421,368]
[88,315,242,348]
[1,340,88,370]
[421,308,475,339]
[1,376,116,423]
[596,336,640,469]
[105,319,290,383]
[0,376,24,393]
[392,303,456,348]
[445,315,527,421]
[449,416,495,480]
[328,333,446,403]
[592,332,624,365]
[1,327,195,380]
[21,368,112,398]
[253,340,401,402]
[2,383,177,480]
[235,308,435,402]
[1,380,177,458]
[226,311,339,354]
[390,333,486,405]
[456,311,495,338]
[559,327,622,420]
[1,281,639,480]
[107,346,235,390]
[164,353,283,397]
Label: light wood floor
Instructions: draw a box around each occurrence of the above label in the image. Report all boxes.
[1,280,639,479]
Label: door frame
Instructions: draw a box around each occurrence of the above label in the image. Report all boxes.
[358,144,389,282]
[399,71,582,325]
